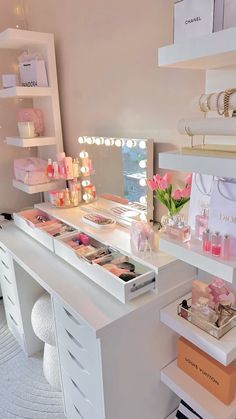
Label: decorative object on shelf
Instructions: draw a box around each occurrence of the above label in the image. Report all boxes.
[177,337,236,405]
[17,121,36,139]
[2,74,18,88]
[188,173,213,230]
[18,51,48,87]
[165,220,191,243]
[130,221,155,253]
[14,157,50,185]
[48,187,81,208]
[195,207,209,240]
[17,108,44,136]
[193,90,236,115]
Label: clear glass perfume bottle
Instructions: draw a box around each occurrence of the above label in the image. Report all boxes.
[211,232,222,257]
[195,208,209,240]
[166,222,191,243]
[202,229,211,253]
[222,235,231,260]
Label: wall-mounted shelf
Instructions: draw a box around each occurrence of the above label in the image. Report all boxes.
[13,179,64,194]
[0,28,53,49]
[161,360,236,419]
[6,136,57,147]
[161,293,236,366]
[158,27,236,70]
[159,236,236,284]
[159,150,236,178]
[0,86,52,98]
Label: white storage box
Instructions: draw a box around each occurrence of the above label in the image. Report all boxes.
[174,0,215,43]
[19,60,48,87]
[54,232,156,303]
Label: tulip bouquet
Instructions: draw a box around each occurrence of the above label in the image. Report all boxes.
[147,172,192,217]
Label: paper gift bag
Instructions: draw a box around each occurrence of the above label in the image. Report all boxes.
[19,60,48,87]
[208,178,236,255]
[188,173,214,230]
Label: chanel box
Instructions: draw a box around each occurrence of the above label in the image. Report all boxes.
[174,0,215,43]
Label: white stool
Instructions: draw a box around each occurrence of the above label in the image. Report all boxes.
[31,293,61,390]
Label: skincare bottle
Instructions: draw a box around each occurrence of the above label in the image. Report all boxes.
[211,232,222,257]
[195,208,208,240]
[65,156,73,180]
[52,161,59,179]
[47,159,54,179]
[202,229,211,253]
[222,235,231,260]
[72,158,80,178]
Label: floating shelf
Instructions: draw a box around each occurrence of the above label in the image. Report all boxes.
[158,27,236,70]
[159,235,236,284]
[0,86,52,98]
[161,293,236,366]
[161,360,236,419]
[13,179,64,194]
[6,136,57,148]
[159,150,236,178]
[0,28,53,49]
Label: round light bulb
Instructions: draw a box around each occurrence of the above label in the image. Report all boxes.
[139,196,147,205]
[139,160,147,169]
[95,137,104,145]
[82,180,90,187]
[140,213,147,222]
[139,178,147,187]
[83,193,89,201]
[86,137,94,145]
[126,139,137,148]
[115,139,124,147]
[139,140,146,149]
[105,138,114,146]
[79,151,88,158]
[78,136,85,144]
[81,166,89,174]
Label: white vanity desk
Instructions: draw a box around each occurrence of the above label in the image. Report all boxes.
[0,206,195,419]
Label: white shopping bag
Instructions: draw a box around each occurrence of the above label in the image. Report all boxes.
[188,173,214,230]
[209,178,236,255]
[19,60,48,87]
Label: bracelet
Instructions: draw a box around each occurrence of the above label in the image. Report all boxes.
[223,88,236,117]
[206,93,214,112]
[216,91,225,116]
[198,94,208,113]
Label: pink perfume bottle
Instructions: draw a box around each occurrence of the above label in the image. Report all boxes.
[211,232,222,257]
[222,235,231,260]
[202,229,211,253]
[166,222,191,243]
[195,209,208,240]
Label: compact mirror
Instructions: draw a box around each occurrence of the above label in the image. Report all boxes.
[77,136,154,225]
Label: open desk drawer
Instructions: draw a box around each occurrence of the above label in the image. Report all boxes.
[54,232,156,303]
[14,209,75,252]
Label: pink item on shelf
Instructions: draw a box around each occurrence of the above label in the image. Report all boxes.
[14,158,49,185]
[17,108,44,136]
[130,221,155,253]
[191,279,209,305]
[78,233,90,246]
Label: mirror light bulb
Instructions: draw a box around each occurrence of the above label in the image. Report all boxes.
[79,151,88,158]
[115,139,123,147]
[126,139,137,148]
[86,137,94,145]
[139,178,147,187]
[139,196,147,204]
[139,140,146,149]
[139,160,147,169]
[82,180,90,187]
[78,136,85,144]
[81,166,89,174]
[95,137,104,145]
[83,193,90,201]
[105,138,114,146]
[140,213,147,222]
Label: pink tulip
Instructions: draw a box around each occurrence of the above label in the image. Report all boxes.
[185,173,193,186]
[153,174,161,185]
[181,186,191,198]
[163,172,172,185]
[172,189,182,200]
[147,179,158,191]
[159,180,168,190]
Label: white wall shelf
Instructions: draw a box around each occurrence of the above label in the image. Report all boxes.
[161,360,236,419]
[161,293,236,366]
[0,28,53,49]
[159,150,236,178]
[159,236,236,284]
[158,27,236,70]
[13,179,64,194]
[0,86,52,98]
[6,137,56,147]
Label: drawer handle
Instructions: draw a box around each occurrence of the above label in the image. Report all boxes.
[71,378,91,403]
[4,275,12,285]
[64,308,82,326]
[74,405,85,419]
[66,330,85,351]
[7,295,15,306]
[1,260,9,270]
[0,246,6,254]
[9,314,18,326]
[68,350,88,374]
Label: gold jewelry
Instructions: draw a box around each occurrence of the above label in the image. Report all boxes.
[223,88,236,117]
[199,94,208,113]
[216,91,225,116]
[206,93,214,111]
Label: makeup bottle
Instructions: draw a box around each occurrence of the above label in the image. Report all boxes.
[72,158,80,178]
[202,229,211,253]
[195,208,208,240]
[52,161,59,179]
[65,156,73,180]
[222,235,231,260]
[47,159,54,179]
[64,188,71,206]
[211,232,222,257]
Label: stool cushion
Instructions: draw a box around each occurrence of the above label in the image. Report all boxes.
[31,293,55,346]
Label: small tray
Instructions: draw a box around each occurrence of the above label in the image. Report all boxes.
[82,213,116,229]
[178,297,236,340]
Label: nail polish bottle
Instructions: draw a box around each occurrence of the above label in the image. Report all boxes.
[211,232,222,257]
[202,229,211,253]
[195,208,208,240]
[222,235,231,260]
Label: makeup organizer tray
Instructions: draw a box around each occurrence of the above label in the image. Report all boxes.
[13,209,75,251]
[54,231,156,303]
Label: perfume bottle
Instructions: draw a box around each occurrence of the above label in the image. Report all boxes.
[47,158,54,179]
[180,299,189,319]
[202,229,211,253]
[222,235,231,260]
[211,232,222,257]
[195,208,208,240]
[166,222,191,243]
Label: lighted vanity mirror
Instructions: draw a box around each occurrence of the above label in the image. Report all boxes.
[77,136,154,225]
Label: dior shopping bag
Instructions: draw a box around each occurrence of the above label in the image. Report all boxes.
[208,178,236,255]
[188,173,214,230]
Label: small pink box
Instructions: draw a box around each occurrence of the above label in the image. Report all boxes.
[14,158,49,185]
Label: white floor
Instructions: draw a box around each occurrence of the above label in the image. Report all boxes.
[0,301,65,419]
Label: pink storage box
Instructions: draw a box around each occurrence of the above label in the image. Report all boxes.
[14,158,49,185]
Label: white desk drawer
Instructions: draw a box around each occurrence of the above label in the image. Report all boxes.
[54,232,156,303]
[0,245,13,267]
[5,309,24,345]
[0,257,14,278]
